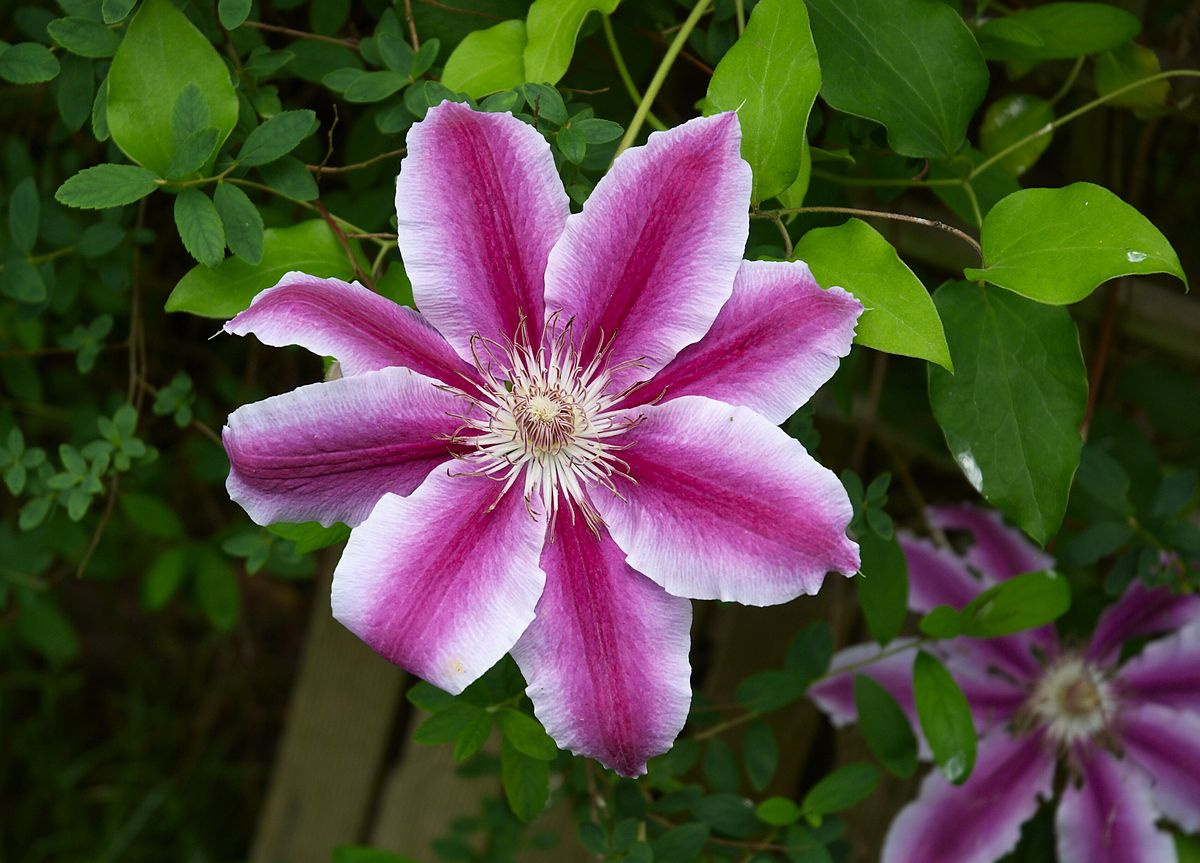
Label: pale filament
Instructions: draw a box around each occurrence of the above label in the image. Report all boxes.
[439,315,647,534]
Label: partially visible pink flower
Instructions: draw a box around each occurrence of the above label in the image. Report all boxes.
[810,504,1200,863]
[221,102,862,776]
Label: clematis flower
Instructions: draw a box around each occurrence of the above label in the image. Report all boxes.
[221,102,863,776]
[809,504,1200,863]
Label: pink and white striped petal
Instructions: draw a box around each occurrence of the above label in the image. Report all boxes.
[224,367,462,527]
[596,396,858,606]
[901,533,989,613]
[395,101,569,357]
[882,733,1054,863]
[224,273,477,382]
[1117,621,1200,712]
[1055,748,1175,863]
[901,534,1046,681]
[511,516,692,778]
[331,465,547,694]
[1120,703,1200,833]
[623,261,861,424]
[542,113,752,392]
[809,640,919,728]
[928,504,1054,580]
[1086,580,1200,665]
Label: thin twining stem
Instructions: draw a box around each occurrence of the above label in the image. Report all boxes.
[754,205,982,260]
[308,147,407,175]
[690,637,928,742]
[242,20,358,48]
[613,0,710,159]
[601,17,667,133]
[971,69,1200,180]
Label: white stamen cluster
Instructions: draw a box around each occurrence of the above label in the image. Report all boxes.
[443,320,644,531]
[1026,655,1116,747]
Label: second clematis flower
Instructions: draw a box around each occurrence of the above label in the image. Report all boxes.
[221,102,863,776]
[810,505,1200,863]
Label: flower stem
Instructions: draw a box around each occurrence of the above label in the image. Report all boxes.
[970,69,1200,180]
[613,0,711,159]
[602,16,667,132]
[754,205,982,260]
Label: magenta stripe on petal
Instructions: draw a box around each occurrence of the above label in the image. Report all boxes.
[1120,703,1200,833]
[395,101,569,356]
[882,732,1054,863]
[1055,747,1175,863]
[512,516,692,778]
[928,503,1053,581]
[623,260,861,424]
[1087,580,1200,665]
[224,272,477,382]
[543,113,752,392]
[224,367,461,527]
[1117,621,1200,712]
[331,465,547,694]
[596,396,858,606]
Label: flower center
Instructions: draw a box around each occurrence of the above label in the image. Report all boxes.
[442,319,644,531]
[1026,655,1115,747]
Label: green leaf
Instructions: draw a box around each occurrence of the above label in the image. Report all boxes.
[856,530,908,646]
[8,177,40,254]
[853,675,917,779]
[800,763,880,816]
[102,0,138,24]
[454,710,494,761]
[55,163,160,209]
[194,553,240,632]
[0,43,61,84]
[377,32,414,74]
[56,53,96,132]
[141,547,188,610]
[106,0,238,176]
[213,183,264,264]
[343,70,409,103]
[237,109,317,167]
[120,491,186,539]
[706,0,820,203]
[266,521,350,553]
[979,94,1054,176]
[756,796,802,827]
[414,703,485,743]
[805,0,988,159]
[965,183,1186,305]
[928,281,1086,543]
[793,218,952,369]
[976,3,1140,63]
[406,681,457,713]
[523,0,618,85]
[166,220,359,318]
[17,596,80,664]
[496,707,558,760]
[166,128,219,180]
[955,569,1071,637]
[442,19,527,98]
[258,156,319,202]
[47,16,121,58]
[743,721,779,792]
[912,651,976,784]
[218,0,252,30]
[1095,42,1169,111]
[173,189,225,268]
[500,736,549,822]
[651,823,710,863]
[703,738,741,793]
